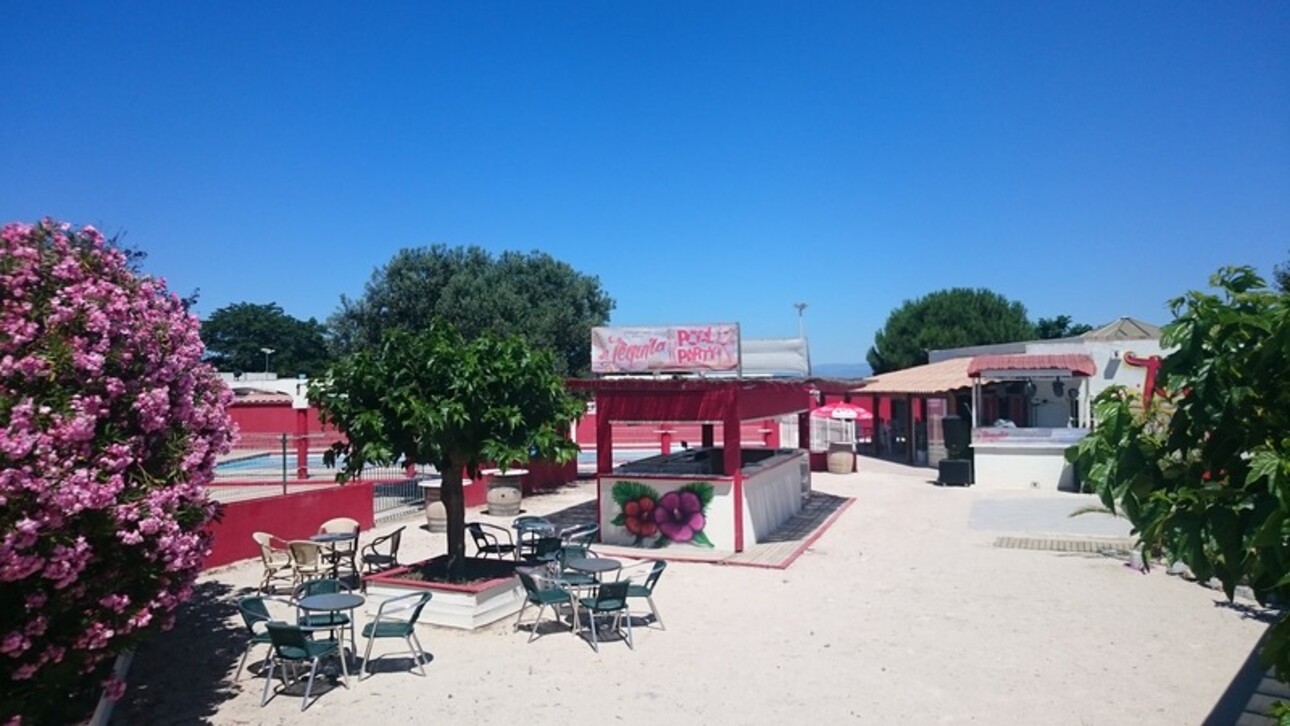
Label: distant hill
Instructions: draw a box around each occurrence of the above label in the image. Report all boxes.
[812,362,872,379]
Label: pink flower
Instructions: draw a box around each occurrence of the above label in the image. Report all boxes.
[0,219,231,700]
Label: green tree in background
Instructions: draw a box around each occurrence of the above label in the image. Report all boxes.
[1274,250,1290,294]
[1035,314,1094,339]
[310,323,581,582]
[1068,267,1290,679]
[201,302,333,376]
[328,245,614,377]
[866,288,1035,373]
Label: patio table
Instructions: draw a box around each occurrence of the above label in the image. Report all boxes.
[310,532,358,579]
[566,557,622,581]
[297,592,364,664]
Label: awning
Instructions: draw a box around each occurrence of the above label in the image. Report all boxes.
[967,354,1096,378]
[858,357,977,395]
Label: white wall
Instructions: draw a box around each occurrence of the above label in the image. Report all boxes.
[1026,339,1166,400]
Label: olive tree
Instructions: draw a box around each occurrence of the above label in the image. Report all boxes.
[867,288,1035,373]
[1068,267,1290,678]
[328,246,614,377]
[309,322,581,581]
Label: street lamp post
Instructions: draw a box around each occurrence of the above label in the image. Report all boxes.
[793,302,808,339]
[260,347,275,375]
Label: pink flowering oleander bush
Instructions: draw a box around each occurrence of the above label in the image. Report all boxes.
[0,219,233,724]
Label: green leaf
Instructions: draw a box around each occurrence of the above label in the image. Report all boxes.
[651,535,668,549]
[610,514,626,527]
[611,480,659,507]
[691,530,715,548]
[679,481,715,510]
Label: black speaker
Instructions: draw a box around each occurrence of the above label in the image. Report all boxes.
[942,416,970,459]
[938,458,973,486]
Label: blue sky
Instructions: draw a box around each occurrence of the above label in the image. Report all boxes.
[3,2,1287,366]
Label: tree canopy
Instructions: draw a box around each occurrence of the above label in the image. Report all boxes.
[309,322,581,581]
[1035,314,1094,340]
[866,288,1035,373]
[201,302,333,377]
[1068,267,1290,679]
[1274,250,1290,294]
[328,246,614,377]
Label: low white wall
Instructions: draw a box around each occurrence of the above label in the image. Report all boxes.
[973,445,1077,491]
[742,453,806,543]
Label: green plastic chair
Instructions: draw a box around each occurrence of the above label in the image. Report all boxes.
[621,560,668,630]
[261,621,348,711]
[556,546,598,588]
[526,535,563,564]
[514,570,573,643]
[360,592,432,678]
[292,579,354,645]
[577,579,633,652]
[236,596,276,680]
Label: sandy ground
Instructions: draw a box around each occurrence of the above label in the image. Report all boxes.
[116,458,1271,725]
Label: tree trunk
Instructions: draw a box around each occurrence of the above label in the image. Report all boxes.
[440,460,467,582]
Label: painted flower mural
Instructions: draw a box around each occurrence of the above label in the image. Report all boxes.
[612,481,714,548]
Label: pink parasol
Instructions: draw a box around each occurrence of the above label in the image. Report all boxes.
[810,402,873,421]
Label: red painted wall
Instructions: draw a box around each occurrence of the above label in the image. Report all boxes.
[574,413,778,450]
[205,481,375,569]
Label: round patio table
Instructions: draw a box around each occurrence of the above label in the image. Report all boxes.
[297,592,364,665]
[310,532,358,578]
[566,557,622,579]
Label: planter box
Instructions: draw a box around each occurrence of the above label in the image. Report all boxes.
[363,556,524,631]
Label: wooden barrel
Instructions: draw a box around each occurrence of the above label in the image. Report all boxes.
[826,442,855,474]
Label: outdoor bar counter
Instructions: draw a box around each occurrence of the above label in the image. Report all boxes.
[598,447,809,551]
[971,426,1088,491]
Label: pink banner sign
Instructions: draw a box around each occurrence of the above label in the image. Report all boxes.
[591,324,740,373]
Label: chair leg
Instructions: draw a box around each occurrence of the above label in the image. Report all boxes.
[237,641,254,680]
[622,609,633,650]
[337,644,350,689]
[648,596,665,630]
[363,632,377,677]
[588,611,599,652]
[513,600,531,632]
[527,604,548,643]
[261,657,276,706]
[410,632,428,676]
[302,658,320,711]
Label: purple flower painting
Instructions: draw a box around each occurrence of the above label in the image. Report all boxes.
[612,480,714,548]
[654,490,706,542]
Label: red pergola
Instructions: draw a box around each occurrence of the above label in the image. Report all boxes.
[567,378,812,551]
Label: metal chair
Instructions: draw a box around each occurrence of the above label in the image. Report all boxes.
[577,579,633,652]
[261,621,348,711]
[318,517,360,577]
[618,559,667,630]
[513,515,555,557]
[287,540,326,586]
[236,595,291,680]
[361,526,405,574]
[514,570,574,643]
[360,592,432,678]
[559,523,599,547]
[467,522,519,560]
[252,532,294,594]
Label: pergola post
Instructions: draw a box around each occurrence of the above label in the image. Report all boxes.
[596,412,613,476]
[724,409,744,552]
